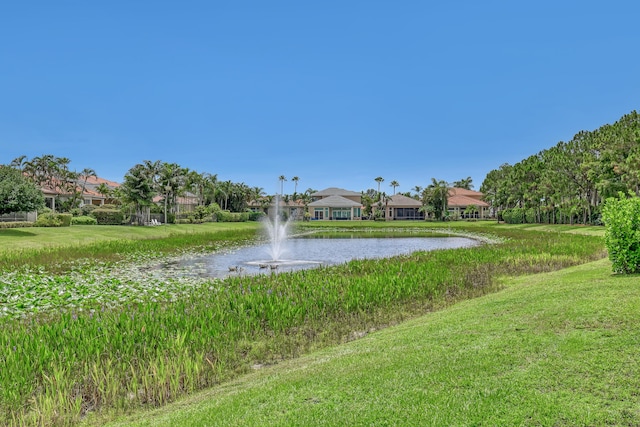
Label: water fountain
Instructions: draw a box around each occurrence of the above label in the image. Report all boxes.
[263,194,291,263]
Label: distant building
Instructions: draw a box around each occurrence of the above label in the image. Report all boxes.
[39,175,120,211]
[308,187,363,220]
[382,194,425,220]
[447,188,490,219]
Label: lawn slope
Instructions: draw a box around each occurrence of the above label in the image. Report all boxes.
[100,258,640,426]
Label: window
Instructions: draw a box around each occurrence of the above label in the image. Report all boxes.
[332,208,351,219]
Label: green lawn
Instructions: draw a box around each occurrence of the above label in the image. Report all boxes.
[97,257,640,427]
[0,222,260,252]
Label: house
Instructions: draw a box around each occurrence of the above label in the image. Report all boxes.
[447,188,490,219]
[247,197,306,220]
[152,191,200,213]
[80,176,121,206]
[308,188,363,220]
[40,176,119,211]
[382,194,425,220]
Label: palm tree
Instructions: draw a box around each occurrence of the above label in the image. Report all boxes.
[202,173,218,206]
[251,186,265,203]
[79,167,96,188]
[291,176,299,194]
[9,155,27,171]
[70,167,97,208]
[453,176,474,190]
[412,185,423,200]
[389,180,400,195]
[374,177,384,196]
[158,162,188,223]
[425,178,450,221]
[95,182,113,204]
[278,175,287,195]
[186,170,206,206]
[120,163,158,225]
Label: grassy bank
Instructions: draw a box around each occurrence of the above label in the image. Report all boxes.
[0,222,260,271]
[102,258,640,426]
[0,222,607,425]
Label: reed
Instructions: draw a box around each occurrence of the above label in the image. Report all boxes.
[0,224,605,425]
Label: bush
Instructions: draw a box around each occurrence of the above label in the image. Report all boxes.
[91,209,124,225]
[502,207,526,224]
[71,215,98,225]
[248,211,265,222]
[193,205,212,222]
[525,208,536,224]
[58,214,72,226]
[81,204,98,216]
[602,194,640,274]
[0,221,34,229]
[35,213,64,227]
[215,211,249,222]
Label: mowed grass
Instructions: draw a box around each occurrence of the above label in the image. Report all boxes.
[0,222,260,251]
[0,222,260,271]
[99,258,640,427]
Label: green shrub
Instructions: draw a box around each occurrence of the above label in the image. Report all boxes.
[91,209,124,225]
[525,208,536,224]
[198,206,214,221]
[602,194,640,274]
[215,211,249,222]
[71,215,98,225]
[58,214,72,226]
[35,213,63,227]
[81,204,98,216]
[502,208,525,224]
[248,211,265,221]
[0,221,34,229]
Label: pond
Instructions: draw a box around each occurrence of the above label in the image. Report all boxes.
[157,236,480,279]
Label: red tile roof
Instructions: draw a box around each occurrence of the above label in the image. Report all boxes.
[448,194,489,207]
[448,188,483,197]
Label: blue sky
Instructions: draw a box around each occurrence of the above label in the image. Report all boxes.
[1,1,639,195]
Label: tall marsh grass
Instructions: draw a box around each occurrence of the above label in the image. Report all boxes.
[0,225,605,425]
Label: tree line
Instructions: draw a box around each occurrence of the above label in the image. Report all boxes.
[480,110,640,225]
[4,154,479,223]
[3,156,276,223]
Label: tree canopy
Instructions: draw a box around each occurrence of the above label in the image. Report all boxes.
[480,110,640,225]
[0,165,45,214]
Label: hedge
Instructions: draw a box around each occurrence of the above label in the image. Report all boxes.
[91,209,124,225]
[34,213,71,227]
[602,194,640,274]
[71,215,98,225]
[0,221,34,229]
